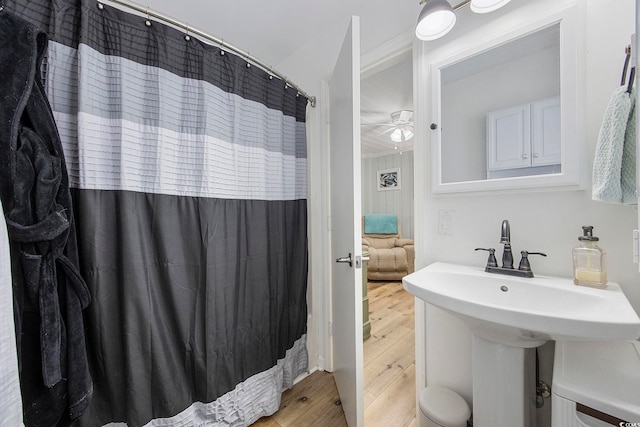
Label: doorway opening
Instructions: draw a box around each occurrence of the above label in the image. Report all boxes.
[360,50,416,426]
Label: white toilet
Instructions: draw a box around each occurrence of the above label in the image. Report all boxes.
[419,386,471,427]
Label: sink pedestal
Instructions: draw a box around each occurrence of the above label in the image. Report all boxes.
[472,335,538,427]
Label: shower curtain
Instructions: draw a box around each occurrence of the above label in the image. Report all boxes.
[8,0,309,425]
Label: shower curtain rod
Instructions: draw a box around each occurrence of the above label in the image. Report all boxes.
[100,0,316,107]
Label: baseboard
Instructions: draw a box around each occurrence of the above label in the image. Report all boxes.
[293,366,320,386]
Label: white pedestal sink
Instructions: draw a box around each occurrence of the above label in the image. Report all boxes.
[403,262,640,427]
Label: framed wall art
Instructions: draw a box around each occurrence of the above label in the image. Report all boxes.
[377,168,401,191]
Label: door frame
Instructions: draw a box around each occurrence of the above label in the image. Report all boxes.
[306,25,420,417]
[358,31,424,424]
[311,30,415,372]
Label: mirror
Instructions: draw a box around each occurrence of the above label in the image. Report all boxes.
[431,6,585,194]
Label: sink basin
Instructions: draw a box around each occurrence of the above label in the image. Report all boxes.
[403,261,640,346]
[404,262,640,427]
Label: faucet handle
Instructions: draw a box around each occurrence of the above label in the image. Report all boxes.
[518,250,547,272]
[475,247,498,267]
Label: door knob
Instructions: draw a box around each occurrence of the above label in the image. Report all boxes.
[336,253,353,267]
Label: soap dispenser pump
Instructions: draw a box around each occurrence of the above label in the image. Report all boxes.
[572,226,607,288]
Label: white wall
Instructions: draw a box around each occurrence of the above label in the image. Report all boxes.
[361,152,415,239]
[415,1,638,426]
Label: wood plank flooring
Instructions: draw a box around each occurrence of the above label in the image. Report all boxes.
[252,280,416,427]
[364,281,416,427]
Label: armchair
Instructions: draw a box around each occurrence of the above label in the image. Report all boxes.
[361,214,415,281]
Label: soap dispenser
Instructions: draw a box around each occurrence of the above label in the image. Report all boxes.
[572,226,607,288]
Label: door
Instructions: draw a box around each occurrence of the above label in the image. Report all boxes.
[531,97,561,166]
[487,103,531,171]
[329,16,363,427]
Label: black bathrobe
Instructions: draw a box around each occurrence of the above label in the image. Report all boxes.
[0,7,93,426]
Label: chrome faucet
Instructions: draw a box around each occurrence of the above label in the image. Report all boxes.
[500,219,510,244]
[500,219,513,269]
[475,219,546,278]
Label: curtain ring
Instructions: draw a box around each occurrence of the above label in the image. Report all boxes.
[184,24,190,41]
[145,7,151,27]
[97,2,104,10]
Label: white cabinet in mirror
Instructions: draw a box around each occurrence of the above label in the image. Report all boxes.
[486,96,560,179]
[428,3,586,194]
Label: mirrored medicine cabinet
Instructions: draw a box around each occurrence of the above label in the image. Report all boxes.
[429,5,586,194]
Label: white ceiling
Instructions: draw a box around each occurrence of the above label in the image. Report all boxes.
[117,0,420,157]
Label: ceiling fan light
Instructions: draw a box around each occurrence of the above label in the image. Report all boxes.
[415,0,456,41]
[390,129,403,143]
[390,128,414,143]
[470,0,511,14]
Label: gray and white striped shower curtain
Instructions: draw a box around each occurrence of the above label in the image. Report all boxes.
[8,0,309,425]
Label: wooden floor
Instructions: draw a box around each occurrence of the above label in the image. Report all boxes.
[252,280,416,427]
[364,281,416,427]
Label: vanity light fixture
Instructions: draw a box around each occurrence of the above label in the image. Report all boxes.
[415,0,512,41]
[470,0,511,13]
[415,0,456,41]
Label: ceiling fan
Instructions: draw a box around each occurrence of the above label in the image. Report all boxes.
[361,110,414,151]
[388,110,414,143]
